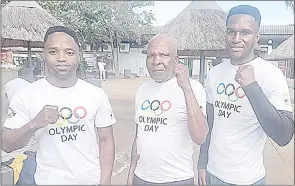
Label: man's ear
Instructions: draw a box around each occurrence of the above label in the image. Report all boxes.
[255,32,260,43]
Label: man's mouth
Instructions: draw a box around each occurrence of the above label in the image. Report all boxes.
[230,46,244,52]
[55,65,70,71]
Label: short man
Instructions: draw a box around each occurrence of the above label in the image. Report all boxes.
[2,26,116,185]
[197,5,294,185]
[98,60,106,81]
[4,67,31,103]
[127,34,209,185]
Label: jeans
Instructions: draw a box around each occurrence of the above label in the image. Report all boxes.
[206,171,266,185]
[16,152,37,185]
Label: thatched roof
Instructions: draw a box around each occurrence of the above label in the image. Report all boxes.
[266,35,294,61]
[143,1,228,57]
[1,1,63,48]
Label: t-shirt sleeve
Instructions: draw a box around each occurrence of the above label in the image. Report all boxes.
[205,72,213,104]
[95,89,116,128]
[191,80,207,116]
[3,92,31,129]
[266,68,293,112]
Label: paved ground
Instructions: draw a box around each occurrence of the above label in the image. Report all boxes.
[1,70,294,185]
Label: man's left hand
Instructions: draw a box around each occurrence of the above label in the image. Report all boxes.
[235,65,256,87]
[174,63,191,90]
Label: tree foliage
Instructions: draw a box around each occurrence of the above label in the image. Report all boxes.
[37,1,155,48]
[285,1,294,12]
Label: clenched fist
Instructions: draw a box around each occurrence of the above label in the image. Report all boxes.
[235,65,256,87]
[174,63,191,90]
[30,105,59,130]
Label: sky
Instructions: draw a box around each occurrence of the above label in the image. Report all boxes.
[148,1,294,26]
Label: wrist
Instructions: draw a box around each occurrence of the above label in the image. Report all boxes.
[28,120,39,131]
[181,84,193,93]
[244,80,257,87]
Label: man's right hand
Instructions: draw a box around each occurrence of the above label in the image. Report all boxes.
[30,105,59,130]
[198,169,207,185]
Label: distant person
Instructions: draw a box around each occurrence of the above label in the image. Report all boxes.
[197,5,294,185]
[2,25,116,185]
[127,34,208,185]
[33,59,42,80]
[98,61,106,81]
[4,67,31,103]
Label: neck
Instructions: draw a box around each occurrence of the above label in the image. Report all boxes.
[46,73,77,88]
[230,53,257,66]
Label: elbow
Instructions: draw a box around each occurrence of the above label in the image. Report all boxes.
[192,130,209,145]
[2,143,14,153]
[194,137,206,145]
[1,133,13,153]
[276,134,293,147]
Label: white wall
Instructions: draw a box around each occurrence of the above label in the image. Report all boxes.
[113,48,149,77]
[192,58,211,77]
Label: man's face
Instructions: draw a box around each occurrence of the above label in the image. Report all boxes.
[226,14,260,62]
[44,32,79,79]
[146,41,177,82]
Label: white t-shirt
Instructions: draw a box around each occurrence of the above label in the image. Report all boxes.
[134,77,206,183]
[206,57,293,185]
[98,62,106,71]
[4,77,30,102]
[3,78,116,185]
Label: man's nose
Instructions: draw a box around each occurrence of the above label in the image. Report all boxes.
[233,32,242,43]
[57,52,66,62]
[152,55,162,65]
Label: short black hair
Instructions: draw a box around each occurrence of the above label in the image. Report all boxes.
[44,26,80,46]
[226,5,261,27]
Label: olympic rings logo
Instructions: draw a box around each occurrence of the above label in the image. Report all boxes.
[56,107,87,126]
[216,83,246,102]
[141,100,171,116]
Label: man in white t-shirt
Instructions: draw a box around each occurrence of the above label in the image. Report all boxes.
[197,5,294,185]
[98,61,106,81]
[126,34,209,185]
[4,67,31,103]
[1,26,116,185]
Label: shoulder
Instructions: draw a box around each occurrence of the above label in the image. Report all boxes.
[136,79,154,93]
[77,79,106,95]
[254,58,283,74]
[190,78,205,90]
[206,59,230,81]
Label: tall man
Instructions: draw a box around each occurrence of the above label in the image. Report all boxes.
[127,34,209,185]
[197,5,294,185]
[2,26,116,185]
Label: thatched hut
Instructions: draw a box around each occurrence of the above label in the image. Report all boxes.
[143,1,228,84]
[1,1,63,79]
[266,35,294,61]
[266,35,294,79]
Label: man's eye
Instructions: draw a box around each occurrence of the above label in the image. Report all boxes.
[227,30,234,34]
[49,51,57,55]
[66,51,74,56]
[241,31,250,35]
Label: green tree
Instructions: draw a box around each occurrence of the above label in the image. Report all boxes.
[38,1,155,78]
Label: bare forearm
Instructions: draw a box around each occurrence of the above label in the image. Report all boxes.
[99,139,115,185]
[183,86,209,144]
[2,121,37,153]
[197,103,214,169]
